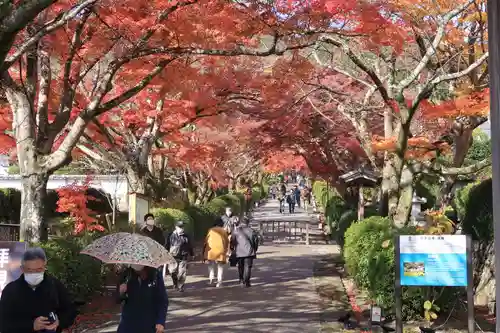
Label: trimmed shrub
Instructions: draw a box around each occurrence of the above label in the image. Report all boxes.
[205,197,229,216]
[152,208,194,234]
[454,180,481,221]
[461,178,493,289]
[324,196,348,228]
[251,187,261,203]
[336,207,378,248]
[184,205,217,241]
[343,216,427,320]
[0,188,21,223]
[217,194,243,215]
[40,237,106,303]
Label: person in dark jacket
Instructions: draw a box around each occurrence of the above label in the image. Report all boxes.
[141,213,165,246]
[165,221,194,292]
[230,218,259,287]
[141,213,167,277]
[286,190,296,214]
[0,247,76,333]
[117,265,168,333]
[280,183,287,196]
[293,185,301,208]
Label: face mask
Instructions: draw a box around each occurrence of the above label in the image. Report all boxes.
[130,264,144,271]
[226,212,232,217]
[146,219,154,226]
[24,272,44,286]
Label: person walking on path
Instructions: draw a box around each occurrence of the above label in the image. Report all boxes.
[140,213,168,277]
[202,221,230,287]
[286,190,296,214]
[280,182,287,196]
[230,218,259,287]
[221,207,238,234]
[166,221,194,292]
[117,265,168,333]
[293,185,301,208]
[270,185,277,200]
[278,191,285,214]
[141,213,165,246]
[301,187,311,212]
[0,247,76,333]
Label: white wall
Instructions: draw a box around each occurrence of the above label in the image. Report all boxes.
[0,175,129,211]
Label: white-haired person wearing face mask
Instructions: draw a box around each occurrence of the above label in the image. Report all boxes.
[117,264,168,333]
[0,247,76,333]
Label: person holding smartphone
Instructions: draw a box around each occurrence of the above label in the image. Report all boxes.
[0,247,76,333]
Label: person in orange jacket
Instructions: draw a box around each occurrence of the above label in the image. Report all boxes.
[202,221,230,288]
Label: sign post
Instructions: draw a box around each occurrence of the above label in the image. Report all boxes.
[128,193,150,231]
[394,235,473,333]
[0,241,27,297]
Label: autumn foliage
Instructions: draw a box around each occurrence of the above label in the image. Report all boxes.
[56,178,104,234]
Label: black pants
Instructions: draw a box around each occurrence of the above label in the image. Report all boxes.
[288,202,295,213]
[237,257,254,285]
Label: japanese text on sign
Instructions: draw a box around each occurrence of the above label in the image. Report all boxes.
[399,235,467,287]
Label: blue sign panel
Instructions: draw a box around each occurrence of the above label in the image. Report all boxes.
[399,235,467,287]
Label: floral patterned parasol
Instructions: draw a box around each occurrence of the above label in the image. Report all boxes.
[81,232,175,267]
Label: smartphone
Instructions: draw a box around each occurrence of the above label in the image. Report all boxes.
[48,312,57,324]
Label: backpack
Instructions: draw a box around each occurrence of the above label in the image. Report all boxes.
[169,232,187,257]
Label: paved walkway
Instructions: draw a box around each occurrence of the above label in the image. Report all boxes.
[92,199,344,333]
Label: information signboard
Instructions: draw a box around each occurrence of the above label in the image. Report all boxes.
[0,242,27,296]
[128,193,150,228]
[399,235,467,287]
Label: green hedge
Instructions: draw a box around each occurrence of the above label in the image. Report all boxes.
[461,178,493,289]
[152,207,194,234]
[183,205,216,241]
[39,188,267,303]
[343,216,456,320]
[344,216,424,320]
[217,194,244,215]
[454,180,481,221]
[335,207,378,248]
[40,237,106,303]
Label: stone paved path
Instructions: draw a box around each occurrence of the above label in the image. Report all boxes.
[92,199,344,333]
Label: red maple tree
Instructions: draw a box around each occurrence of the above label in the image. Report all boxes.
[56,177,104,234]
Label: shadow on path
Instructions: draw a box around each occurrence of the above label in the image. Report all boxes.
[92,199,344,333]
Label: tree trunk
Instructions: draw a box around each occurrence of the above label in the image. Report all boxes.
[127,168,147,195]
[195,184,209,205]
[228,178,237,193]
[20,173,50,242]
[392,166,414,227]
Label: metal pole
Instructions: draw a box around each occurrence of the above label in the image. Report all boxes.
[466,235,475,333]
[487,1,500,331]
[306,222,310,245]
[394,236,403,333]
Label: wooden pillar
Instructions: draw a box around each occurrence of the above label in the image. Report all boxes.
[358,185,365,221]
[487,1,500,330]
